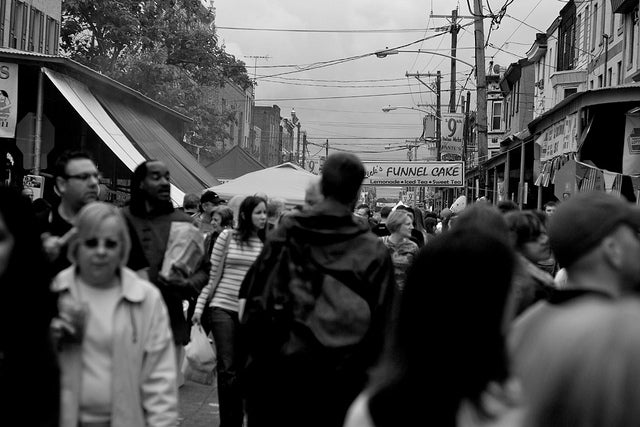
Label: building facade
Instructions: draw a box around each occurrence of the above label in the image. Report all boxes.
[212,79,254,154]
[254,104,281,166]
[0,0,60,54]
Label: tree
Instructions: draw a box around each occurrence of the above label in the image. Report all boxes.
[61,0,253,156]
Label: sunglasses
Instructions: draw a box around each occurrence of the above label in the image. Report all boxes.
[83,238,120,249]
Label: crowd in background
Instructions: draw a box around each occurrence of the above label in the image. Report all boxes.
[3,149,640,427]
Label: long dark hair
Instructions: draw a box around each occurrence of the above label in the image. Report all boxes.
[0,186,59,424]
[368,227,515,426]
[235,195,266,246]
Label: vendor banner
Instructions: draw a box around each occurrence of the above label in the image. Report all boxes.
[440,112,465,161]
[536,113,578,162]
[622,111,640,175]
[362,161,464,187]
[0,63,17,138]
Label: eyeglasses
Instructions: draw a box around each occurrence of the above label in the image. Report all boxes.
[65,172,101,181]
[83,238,120,249]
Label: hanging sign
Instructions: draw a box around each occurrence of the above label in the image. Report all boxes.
[362,161,464,187]
[440,112,465,161]
[622,111,640,175]
[536,113,578,162]
[0,63,17,138]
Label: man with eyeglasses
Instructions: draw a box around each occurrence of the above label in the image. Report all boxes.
[42,150,101,273]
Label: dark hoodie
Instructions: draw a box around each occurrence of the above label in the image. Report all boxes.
[239,198,397,427]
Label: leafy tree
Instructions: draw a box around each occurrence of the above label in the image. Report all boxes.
[61,0,253,156]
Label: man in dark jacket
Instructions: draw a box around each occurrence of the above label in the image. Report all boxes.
[239,153,396,427]
[122,160,209,385]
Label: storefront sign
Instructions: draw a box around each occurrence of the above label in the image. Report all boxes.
[440,112,465,161]
[362,161,464,187]
[0,63,18,138]
[622,111,640,175]
[536,113,578,162]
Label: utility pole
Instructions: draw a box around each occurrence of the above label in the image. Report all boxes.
[431,9,470,113]
[473,0,488,166]
[464,90,471,199]
[406,71,442,160]
[244,55,270,82]
[301,132,307,168]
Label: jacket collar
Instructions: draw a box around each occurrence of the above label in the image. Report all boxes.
[52,266,146,303]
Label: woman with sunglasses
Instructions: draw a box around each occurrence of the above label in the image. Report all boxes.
[51,202,177,427]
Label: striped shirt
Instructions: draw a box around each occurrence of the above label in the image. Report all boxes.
[195,229,263,313]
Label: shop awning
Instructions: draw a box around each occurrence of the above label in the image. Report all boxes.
[42,68,185,205]
[96,94,219,193]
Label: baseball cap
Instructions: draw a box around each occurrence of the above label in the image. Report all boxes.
[200,190,225,205]
[548,191,640,268]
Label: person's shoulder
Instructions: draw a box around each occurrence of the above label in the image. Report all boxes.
[121,267,163,300]
[343,393,375,427]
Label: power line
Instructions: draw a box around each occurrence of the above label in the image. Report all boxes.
[255,31,450,79]
[216,25,450,33]
[255,87,462,102]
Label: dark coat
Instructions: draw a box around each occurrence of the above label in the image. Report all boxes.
[123,206,209,345]
[239,199,397,427]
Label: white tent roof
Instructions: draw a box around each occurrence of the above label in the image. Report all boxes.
[207,162,318,206]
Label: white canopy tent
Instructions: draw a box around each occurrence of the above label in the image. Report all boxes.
[207,162,319,207]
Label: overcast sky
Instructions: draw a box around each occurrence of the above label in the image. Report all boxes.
[213,0,565,166]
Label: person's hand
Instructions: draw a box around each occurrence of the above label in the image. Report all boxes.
[158,274,188,288]
[42,228,77,261]
[192,312,202,325]
[50,317,77,344]
[42,235,62,261]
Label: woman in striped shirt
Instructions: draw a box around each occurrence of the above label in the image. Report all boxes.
[192,195,267,427]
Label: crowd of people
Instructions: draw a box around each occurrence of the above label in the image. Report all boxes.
[3,149,640,427]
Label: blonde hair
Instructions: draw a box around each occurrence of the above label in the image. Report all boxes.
[386,209,411,234]
[520,299,640,427]
[67,202,131,268]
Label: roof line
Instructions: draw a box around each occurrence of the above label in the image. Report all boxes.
[0,48,193,123]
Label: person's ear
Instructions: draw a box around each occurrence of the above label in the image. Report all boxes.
[601,234,623,269]
[56,176,66,193]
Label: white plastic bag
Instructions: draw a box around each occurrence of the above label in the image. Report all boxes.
[182,325,216,385]
[160,222,205,281]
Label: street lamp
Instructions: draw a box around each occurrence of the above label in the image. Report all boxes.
[382,105,432,114]
[375,48,475,68]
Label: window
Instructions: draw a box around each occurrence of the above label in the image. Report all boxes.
[576,14,581,57]
[598,74,603,87]
[592,4,598,50]
[29,7,44,52]
[564,88,577,98]
[0,0,6,46]
[590,80,594,89]
[44,16,58,55]
[607,68,612,87]
[490,101,503,131]
[601,0,606,41]
[558,11,576,71]
[584,7,590,51]
[626,8,637,67]
[610,7,615,39]
[617,61,622,85]
[9,0,27,49]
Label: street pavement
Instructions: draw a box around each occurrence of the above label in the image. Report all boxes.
[178,380,220,427]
